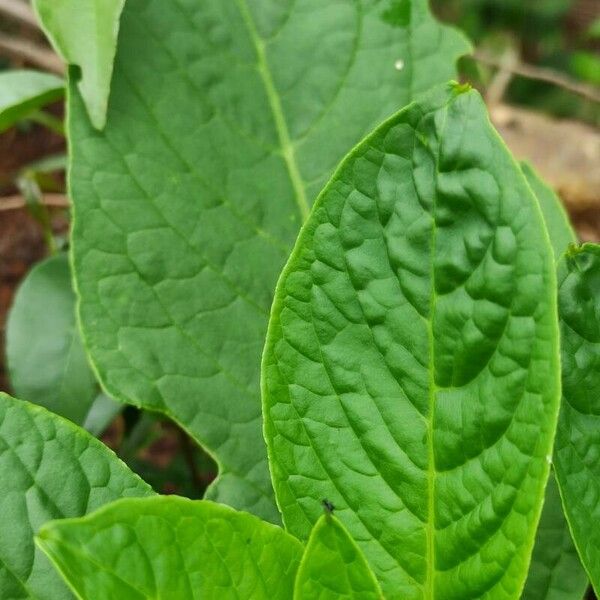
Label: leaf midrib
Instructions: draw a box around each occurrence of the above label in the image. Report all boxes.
[234,0,311,223]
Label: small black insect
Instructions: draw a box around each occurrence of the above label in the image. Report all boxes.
[322,498,335,514]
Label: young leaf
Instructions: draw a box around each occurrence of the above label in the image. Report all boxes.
[521,474,589,600]
[294,513,383,600]
[554,243,600,594]
[0,392,153,600]
[521,162,577,260]
[67,0,470,523]
[32,0,125,129]
[262,86,561,599]
[0,70,63,133]
[38,496,304,600]
[6,254,119,429]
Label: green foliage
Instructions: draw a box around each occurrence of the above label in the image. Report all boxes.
[294,513,383,600]
[32,0,125,129]
[262,86,560,598]
[6,254,119,431]
[38,496,303,600]
[521,475,589,600]
[0,70,63,133]
[0,393,153,599]
[555,243,600,595]
[66,0,469,524]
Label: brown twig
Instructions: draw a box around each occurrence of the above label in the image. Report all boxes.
[0,193,69,211]
[474,49,600,104]
[0,0,40,29]
[0,32,63,74]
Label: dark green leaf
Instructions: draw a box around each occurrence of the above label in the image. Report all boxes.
[555,243,600,595]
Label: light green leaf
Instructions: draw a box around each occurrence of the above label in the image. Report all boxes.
[32,0,125,129]
[6,254,120,430]
[520,163,588,600]
[68,0,470,523]
[521,162,576,261]
[0,70,63,133]
[262,86,560,599]
[294,513,383,600]
[554,243,600,595]
[0,392,153,600]
[38,496,303,600]
[521,474,589,600]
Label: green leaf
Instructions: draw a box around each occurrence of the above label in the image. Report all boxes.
[554,243,600,595]
[520,163,588,600]
[294,513,383,600]
[262,86,561,599]
[521,474,589,600]
[0,392,153,600]
[6,254,120,429]
[38,496,304,599]
[68,0,470,523]
[521,162,576,261]
[0,70,63,133]
[32,0,125,129]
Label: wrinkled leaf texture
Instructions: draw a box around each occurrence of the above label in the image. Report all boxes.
[67,0,469,523]
[262,86,561,599]
[38,496,303,600]
[0,393,153,600]
[554,243,600,595]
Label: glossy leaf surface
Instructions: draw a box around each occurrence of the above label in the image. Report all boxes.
[32,0,125,128]
[68,0,469,522]
[555,243,600,595]
[262,87,560,599]
[0,70,63,133]
[38,496,303,600]
[294,514,382,600]
[6,254,119,429]
[0,393,152,600]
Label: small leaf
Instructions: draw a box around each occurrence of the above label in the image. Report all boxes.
[38,496,304,600]
[0,69,63,133]
[6,254,116,428]
[294,514,383,599]
[262,86,560,598]
[554,243,600,594]
[68,0,470,523]
[32,0,125,129]
[0,392,153,600]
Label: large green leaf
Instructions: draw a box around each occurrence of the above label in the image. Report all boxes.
[32,0,125,129]
[554,243,600,594]
[294,513,383,599]
[520,163,588,600]
[68,0,470,523]
[38,496,303,599]
[0,70,63,133]
[262,86,560,599]
[0,392,153,600]
[6,254,120,432]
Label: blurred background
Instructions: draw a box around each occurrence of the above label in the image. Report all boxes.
[0,0,599,538]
